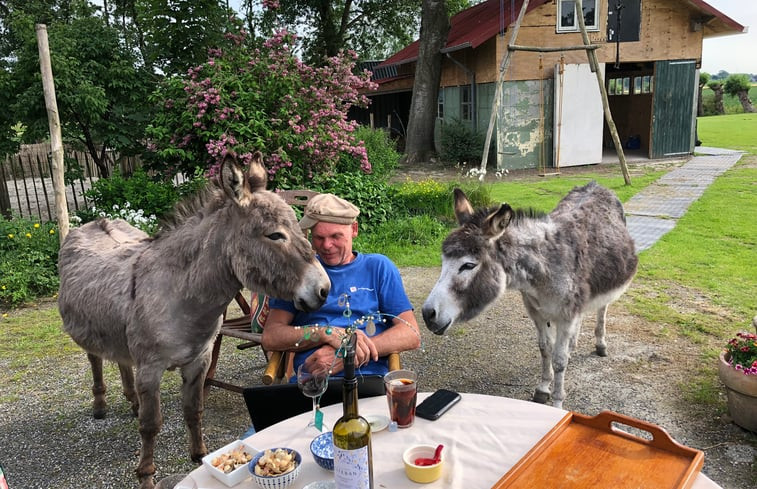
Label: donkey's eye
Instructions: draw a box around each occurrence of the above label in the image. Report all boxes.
[459,262,477,272]
[266,232,285,241]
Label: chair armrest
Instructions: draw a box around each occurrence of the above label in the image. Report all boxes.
[261,351,402,385]
[388,352,401,372]
[218,328,262,344]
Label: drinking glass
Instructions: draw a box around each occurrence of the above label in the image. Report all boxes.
[297,363,329,430]
[383,369,418,428]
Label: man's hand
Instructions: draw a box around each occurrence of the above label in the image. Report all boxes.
[304,328,379,374]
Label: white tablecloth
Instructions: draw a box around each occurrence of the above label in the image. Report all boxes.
[178,392,720,488]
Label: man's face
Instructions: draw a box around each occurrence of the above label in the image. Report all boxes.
[310,221,358,266]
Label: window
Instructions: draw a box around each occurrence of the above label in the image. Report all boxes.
[438,90,445,118]
[641,75,653,94]
[558,0,598,33]
[608,76,630,96]
[460,85,472,121]
[632,75,653,94]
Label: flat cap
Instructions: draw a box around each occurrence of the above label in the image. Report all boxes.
[299,193,360,230]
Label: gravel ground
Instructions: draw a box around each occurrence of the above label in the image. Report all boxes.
[2,160,755,488]
[1,275,755,489]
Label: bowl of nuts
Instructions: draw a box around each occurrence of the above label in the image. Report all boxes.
[202,440,258,487]
[248,447,302,489]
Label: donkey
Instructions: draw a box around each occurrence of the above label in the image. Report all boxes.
[422,182,638,409]
[58,153,330,489]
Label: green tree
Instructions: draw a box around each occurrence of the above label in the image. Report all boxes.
[10,12,154,177]
[697,71,710,116]
[707,80,725,115]
[723,74,755,113]
[244,0,422,64]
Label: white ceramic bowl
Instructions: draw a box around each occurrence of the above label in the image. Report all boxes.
[202,439,258,487]
[248,448,302,489]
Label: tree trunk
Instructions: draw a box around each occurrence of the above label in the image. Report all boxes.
[737,90,756,113]
[403,0,449,165]
[711,85,725,115]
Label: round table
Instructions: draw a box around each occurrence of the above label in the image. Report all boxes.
[176,392,721,488]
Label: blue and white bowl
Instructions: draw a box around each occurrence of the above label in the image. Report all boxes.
[248,448,301,489]
[309,431,334,471]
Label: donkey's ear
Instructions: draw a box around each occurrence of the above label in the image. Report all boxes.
[453,188,475,225]
[220,153,246,201]
[482,203,512,239]
[246,151,267,193]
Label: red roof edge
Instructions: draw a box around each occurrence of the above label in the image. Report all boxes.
[688,0,747,33]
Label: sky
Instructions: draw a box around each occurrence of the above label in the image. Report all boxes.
[697,0,756,75]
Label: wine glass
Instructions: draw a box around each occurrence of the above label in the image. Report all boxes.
[297,363,329,431]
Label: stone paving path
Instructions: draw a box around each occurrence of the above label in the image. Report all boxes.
[624,146,745,252]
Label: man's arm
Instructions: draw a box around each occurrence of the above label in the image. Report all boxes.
[368,310,421,357]
[261,308,379,371]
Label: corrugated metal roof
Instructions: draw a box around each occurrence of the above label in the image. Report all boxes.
[378,0,549,68]
[378,0,746,68]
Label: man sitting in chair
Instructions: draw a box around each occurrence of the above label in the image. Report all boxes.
[262,193,421,378]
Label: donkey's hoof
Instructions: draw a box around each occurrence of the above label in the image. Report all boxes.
[532,391,550,404]
[136,463,156,489]
[93,406,107,419]
[596,345,608,357]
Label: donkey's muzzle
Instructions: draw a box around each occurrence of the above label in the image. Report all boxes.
[422,306,451,335]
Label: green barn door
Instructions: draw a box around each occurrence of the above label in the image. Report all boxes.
[651,60,697,158]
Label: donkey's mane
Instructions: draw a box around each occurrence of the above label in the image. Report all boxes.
[155,179,225,237]
[468,205,547,227]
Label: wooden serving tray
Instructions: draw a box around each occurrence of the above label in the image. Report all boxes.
[492,410,704,489]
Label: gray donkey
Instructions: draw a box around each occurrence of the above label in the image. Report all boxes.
[422,182,638,409]
[58,153,330,489]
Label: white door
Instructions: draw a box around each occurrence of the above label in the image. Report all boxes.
[553,63,604,167]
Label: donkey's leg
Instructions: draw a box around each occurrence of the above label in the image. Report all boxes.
[87,353,108,419]
[595,305,608,357]
[118,363,140,417]
[180,357,210,463]
[551,318,581,409]
[134,366,164,489]
[533,320,556,404]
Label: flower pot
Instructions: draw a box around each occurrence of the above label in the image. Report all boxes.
[718,351,757,433]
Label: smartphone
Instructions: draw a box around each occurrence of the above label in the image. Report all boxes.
[416,389,462,421]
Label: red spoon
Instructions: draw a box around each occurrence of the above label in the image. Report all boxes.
[414,444,443,466]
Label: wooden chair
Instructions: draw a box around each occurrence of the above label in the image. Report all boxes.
[203,190,319,396]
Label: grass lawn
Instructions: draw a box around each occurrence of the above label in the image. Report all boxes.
[698,112,757,154]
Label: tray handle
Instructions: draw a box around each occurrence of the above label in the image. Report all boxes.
[573,410,695,454]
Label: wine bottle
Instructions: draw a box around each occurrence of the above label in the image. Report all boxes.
[332,333,374,489]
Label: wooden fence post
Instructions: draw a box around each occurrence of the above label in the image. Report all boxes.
[36,24,69,243]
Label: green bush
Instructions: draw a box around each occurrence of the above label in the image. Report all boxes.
[81,168,179,220]
[440,118,485,166]
[340,126,400,180]
[76,168,207,233]
[0,216,60,308]
[394,179,492,223]
[312,171,398,230]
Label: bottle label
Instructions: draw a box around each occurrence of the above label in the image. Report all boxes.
[333,446,371,489]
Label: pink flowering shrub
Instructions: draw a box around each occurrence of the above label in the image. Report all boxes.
[145,28,377,188]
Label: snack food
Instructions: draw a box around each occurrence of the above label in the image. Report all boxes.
[211,447,254,474]
[254,448,297,476]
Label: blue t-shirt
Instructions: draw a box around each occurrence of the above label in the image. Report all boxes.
[268,252,413,378]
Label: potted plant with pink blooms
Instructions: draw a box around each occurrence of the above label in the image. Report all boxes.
[718,322,757,433]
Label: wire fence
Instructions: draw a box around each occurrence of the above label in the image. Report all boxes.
[1,143,141,222]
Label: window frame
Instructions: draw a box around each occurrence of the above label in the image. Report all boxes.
[460,85,472,121]
[557,0,599,33]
